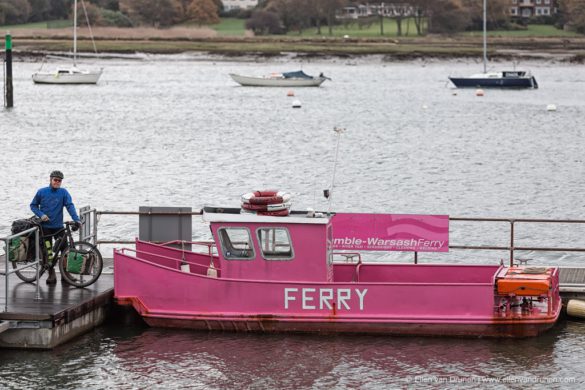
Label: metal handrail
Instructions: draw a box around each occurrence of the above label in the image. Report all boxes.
[79,206,98,245]
[97,210,202,216]
[91,210,585,267]
[120,248,218,273]
[449,217,585,266]
[1,227,41,312]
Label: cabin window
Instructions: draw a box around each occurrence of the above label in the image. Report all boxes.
[218,227,255,260]
[256,228,293,260]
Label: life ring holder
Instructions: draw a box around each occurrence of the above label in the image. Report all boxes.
[241,191,291,206]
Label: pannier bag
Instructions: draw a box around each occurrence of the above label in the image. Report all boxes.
[11,218,37,235]
[8,236,29,262]
[11,218,39,261]
[66,250,95,275]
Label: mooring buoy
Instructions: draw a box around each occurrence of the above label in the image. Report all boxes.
[292,100,301,108]
[475,89,485,97]
[546,104,557,112]
[567,300,585,319]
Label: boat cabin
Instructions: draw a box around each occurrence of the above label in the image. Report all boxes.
[203,206,333,282]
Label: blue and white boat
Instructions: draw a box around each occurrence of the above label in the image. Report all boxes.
[449,0,538,89]
[449,71,538,89]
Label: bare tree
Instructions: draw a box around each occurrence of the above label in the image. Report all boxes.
[315,0,346,35]
[28,0,50,22]
[245,9,282,34]
[120,0,181,27]
[463,0,509,30]
[427,0,471,34]
[387,1,411,37]
[410,0,431,35]
[561,0,585,33]
[188,0,219,25]
[0,0,32,24]
[266,0,312,34]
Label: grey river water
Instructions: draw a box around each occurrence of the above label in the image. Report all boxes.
[1,56,585,388]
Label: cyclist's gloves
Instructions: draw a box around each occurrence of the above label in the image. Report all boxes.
[72,221,82,232]
[40,215,50,222]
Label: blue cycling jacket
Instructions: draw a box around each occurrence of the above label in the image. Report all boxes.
[30,187,80,229]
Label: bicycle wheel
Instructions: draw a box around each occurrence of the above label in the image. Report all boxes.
[11,257,45,283]
[58,241,103,288]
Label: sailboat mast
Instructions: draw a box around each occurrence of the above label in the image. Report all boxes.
[483,0,487,74]
[73,0,77,66]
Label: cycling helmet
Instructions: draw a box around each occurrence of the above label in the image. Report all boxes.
[50,170,64,179]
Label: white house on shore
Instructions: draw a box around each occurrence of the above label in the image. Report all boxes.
[222,0,259,11]
[509,0,556,18]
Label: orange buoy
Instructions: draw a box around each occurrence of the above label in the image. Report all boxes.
[287,90,295,97]
[475,89,485,97]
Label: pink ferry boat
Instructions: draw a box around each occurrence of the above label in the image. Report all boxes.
[114,207,561,338]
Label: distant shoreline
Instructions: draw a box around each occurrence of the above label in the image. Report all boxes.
[7,36,585,63]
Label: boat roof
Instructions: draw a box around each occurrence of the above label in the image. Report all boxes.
[467,71,529,78]
[203,206,330,224]
[282,70,313,79]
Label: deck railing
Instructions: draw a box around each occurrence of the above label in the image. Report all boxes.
[87,209,585,266]
[1,227,41,312]
[449,217,585,266]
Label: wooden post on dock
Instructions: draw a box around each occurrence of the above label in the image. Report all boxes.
[4,33,14,108]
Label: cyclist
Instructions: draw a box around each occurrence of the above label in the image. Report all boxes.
[30,170,82,285]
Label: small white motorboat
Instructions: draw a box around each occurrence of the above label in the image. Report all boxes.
[229,70,330,87]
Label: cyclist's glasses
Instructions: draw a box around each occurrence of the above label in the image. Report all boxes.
[52,178,62,182]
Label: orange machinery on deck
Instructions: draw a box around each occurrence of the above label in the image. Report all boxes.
[496,267,555,296]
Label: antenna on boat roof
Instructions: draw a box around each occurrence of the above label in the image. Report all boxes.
[325,127,345,215]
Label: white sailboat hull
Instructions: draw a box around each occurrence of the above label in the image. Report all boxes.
[229,73,326,87]
[32,69,102,84]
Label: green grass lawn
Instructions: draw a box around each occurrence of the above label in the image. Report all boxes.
[212,18,579,38]
[286,17,426,38]
[208,17,425,38]
[210,18,246,36]
[466,24,579,37]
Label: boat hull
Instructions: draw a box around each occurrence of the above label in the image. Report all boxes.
[449,76,538,89]
[114,244,561,338]
[230,73,326,87]
[32,71,102,85]
[120,298,559,338]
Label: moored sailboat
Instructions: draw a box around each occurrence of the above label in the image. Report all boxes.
[32,0,102,85]
[449,0,537,89]
[230,71,330,87]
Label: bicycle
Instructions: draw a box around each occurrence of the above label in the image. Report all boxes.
[11,219,103,288]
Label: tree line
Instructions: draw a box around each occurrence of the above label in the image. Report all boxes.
[0,0,222,26]
[248,0,581,36]
[1,0,584,34]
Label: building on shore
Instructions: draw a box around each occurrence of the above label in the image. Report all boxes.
[510,0,557,18]
[222,0,259,12]
[336,3,414,20]
[336,1,558,21]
